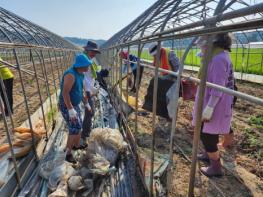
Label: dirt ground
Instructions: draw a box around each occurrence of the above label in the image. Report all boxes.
[126,69,263,196]
[1,59,262,196]
[0,58,65,143]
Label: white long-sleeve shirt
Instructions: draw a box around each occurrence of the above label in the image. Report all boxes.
[83,70,96,94]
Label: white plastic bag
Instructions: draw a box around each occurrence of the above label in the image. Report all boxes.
[166,82,177,119]
[0,158,9,187]
[39,150,66,179]
[48,163,67,191]
[68,176,84,191]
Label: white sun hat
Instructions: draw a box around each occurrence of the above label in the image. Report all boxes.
[148,42,158,56]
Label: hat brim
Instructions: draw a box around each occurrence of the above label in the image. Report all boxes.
[73,63,91,68]
[83,46,101,54]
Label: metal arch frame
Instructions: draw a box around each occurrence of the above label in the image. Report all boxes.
[98,0,263,196]
[0,7,79,196]
[106,0,164,47]
[1,7,74,49]
[102,1,263,49]
[0,7,77,50]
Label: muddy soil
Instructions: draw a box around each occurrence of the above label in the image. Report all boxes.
[126,69,263,196]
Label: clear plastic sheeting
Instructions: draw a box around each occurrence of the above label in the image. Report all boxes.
[0,157,9,187]
[39,150,67,180]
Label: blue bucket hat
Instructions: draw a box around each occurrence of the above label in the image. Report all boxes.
[73,54,92,68]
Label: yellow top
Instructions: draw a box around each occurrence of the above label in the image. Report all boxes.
[0,57,14,80]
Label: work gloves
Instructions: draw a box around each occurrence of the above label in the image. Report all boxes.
[202,106,214,122]
[68,108,78,121]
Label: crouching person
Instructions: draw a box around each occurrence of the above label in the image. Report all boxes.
[59,54,92,163]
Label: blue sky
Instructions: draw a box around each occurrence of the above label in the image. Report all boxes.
[0,0,154,40]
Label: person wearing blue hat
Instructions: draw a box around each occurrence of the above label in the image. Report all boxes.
[58,53,92,163]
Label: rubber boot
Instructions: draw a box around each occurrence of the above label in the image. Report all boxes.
[197,152,209,162]
[201,158,223,177]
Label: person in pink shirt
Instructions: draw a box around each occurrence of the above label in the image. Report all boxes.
[192,33,234,177]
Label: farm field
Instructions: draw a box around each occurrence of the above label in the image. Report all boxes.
[131,48,263,75]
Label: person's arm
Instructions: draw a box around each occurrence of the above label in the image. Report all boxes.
[202,56,227,121]
[202,95,220,121]
[62,74,78,121]
[169,51,180,72]
[83,91,91,111]
[62,73,74,110]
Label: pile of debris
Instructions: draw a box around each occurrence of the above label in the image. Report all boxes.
[33,127,128,197]
[0,126,46,187]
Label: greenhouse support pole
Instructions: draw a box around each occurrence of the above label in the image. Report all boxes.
[188,35,214,197]
[30,50,48,139]
[149,39,161,197]
[0,78,21,188]
[134,43,142,134]
[126,46,130,103]
[13,49,39,161]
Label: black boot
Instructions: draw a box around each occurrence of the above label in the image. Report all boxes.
[66,153,76,164]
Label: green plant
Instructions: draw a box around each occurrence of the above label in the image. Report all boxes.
[249,115,263,130]
[132,48,263,75]
[47,107,57,123]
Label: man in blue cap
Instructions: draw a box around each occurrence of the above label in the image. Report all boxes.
[59,53,92,163]
[82,41,101,144]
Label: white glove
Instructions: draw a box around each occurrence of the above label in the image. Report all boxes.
[68,108,77,120]
[94,81,100,89]
[202,106,214,121]
[85,102,91,111]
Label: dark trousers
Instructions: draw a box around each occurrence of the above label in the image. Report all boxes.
[132,66,144,90]
[82,91,94,138]
[0,78,13,115]
[200,124,234,153]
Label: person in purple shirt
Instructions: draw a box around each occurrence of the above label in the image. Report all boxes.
[192,33,234,177]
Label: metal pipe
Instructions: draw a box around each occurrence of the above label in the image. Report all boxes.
[13,48,39,161]
[105,18,263,49]
[30,49,48,140]
[126,46,130,102]
[137,60,263,106]
[103,2,263,49]
[0,65,14,128]
[53,51,62,85]
[149,39,161,196]
[0,42,78,51]
[48,50,58,98]
[0,78,21,188]
[188,34,215,197]
[166,38,198,193]
[119,48,123,102]
[40,50,55,125]
[0,59,55,86]
[134,44,142,135]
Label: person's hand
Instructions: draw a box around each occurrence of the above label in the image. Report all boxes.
[94,81,100,89]
[85,102,92,112]
[202,106,214,122]
[68,108,78,122]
